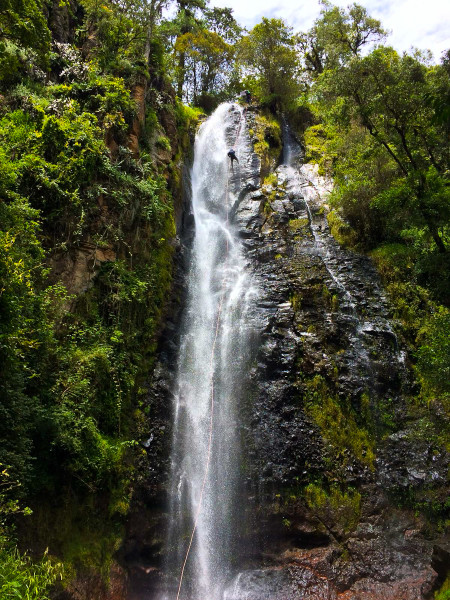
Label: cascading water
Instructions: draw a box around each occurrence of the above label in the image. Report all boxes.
[123,103,440,600]
[164,103,257,600]
[278,129,406,388]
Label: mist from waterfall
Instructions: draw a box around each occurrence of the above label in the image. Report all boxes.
[164,103,257,600]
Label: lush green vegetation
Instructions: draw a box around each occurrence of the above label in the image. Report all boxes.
[296,3,449,419]
[304,375,375,469]
[435,576,450,600]
[0,466,64,598]
[0,65,178,487]
[238,18,299,110]
[305,482,361,535]
[294,2,448,533]
[0,0,448,593]
[0,0,198,588]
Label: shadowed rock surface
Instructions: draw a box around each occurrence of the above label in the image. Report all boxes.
[122,105,448,600]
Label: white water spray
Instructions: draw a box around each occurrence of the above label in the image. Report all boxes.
[165,103,257,600]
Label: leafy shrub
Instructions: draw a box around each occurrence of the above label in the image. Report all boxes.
[156,135,171,151]
[0,537,63,599]
[0,467,63,599]
[326,209,358,248]
[416,307,450,411]
[305,483,361,533]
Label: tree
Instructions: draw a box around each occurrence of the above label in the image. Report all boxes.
[0,0,51,82]
[323,122,395,248]
[298,1,386,78]
[0,0,50,59]
[169,0,207,97]
[174,29,234,104]
[238,18,300,110]
[203,7,242,43]
[316,47,449,253]
[80,0,163,70]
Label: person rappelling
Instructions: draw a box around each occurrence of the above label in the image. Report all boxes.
[228,148,239,168]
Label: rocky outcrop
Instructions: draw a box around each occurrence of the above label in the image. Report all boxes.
[54,564,127,600]
[229,111,447,599]
[47,0,79,44]
[49,239,116,298]
[123,105,448,599]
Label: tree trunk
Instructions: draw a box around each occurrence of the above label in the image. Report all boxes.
[144,0,157,65]
[429,225,447,253]
[177,51,185,99]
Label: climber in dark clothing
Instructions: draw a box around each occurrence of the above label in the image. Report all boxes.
[228,148,239,167]
[245,90,251,104]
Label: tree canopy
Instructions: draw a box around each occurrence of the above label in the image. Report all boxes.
[297,0,387,77]
[238,17,300,109]
[0,0,449,593]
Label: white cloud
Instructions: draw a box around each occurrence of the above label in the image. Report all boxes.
[211,0,449,61]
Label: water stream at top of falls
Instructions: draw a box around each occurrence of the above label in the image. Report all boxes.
[279,126,406,386]
[163,103,257,600]
[157,108,408,600]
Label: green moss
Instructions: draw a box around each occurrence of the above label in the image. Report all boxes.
[322,283,331,302]
[320,284,339,312]
[390,481,450,526]
[263,172,277,186]
[254,139,269,159]
[252,110,282,178]
[435,575,450,600]
[155,135,171,151]
[304,375,375,468]
[174,102,204,141]
[327,209,358,248]
[303,123,337,175]
[331,294,339,311]
[290,291,301,312]
[305,482,361,533]
[262,197,273,216]
[289,218,309,230]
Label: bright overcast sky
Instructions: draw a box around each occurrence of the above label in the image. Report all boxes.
[211,0,450,61]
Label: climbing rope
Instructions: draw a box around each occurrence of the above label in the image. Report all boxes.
[175,105,244,600]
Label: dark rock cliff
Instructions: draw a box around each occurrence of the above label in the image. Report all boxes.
[228,110,448,600]
[123,105,449,600]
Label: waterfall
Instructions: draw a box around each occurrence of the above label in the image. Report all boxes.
[279,128,406,394]
[164,103,257,600]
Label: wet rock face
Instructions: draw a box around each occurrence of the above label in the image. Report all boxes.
[223,543,437,600]
[235,141,405,491]
[221,114,444,598]
[223,562,436,600]
[224,567,336,600]
[124,108,447,599]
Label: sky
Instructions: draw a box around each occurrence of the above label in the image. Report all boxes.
[211,0,450,61]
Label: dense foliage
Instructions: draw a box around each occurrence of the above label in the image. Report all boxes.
[0,0,198,587]
[0,0,448,593]
[296,4,449,404]
[0,466,63,598]
[238,18,299,110]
